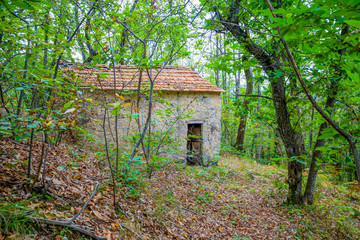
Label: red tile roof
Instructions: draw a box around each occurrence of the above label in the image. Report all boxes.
[61,64,225,93]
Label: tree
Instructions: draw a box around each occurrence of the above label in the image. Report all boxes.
[212,0,304,203]
[234,63,254,152]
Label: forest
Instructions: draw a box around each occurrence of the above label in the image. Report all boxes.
[0,0,360,239]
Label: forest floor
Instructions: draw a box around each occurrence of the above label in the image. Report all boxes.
[1,137,360,239]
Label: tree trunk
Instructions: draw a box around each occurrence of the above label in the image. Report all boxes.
[308,107,315,158]
[295,108,306,156]
[74,6,86,63]
[215,33,220,87]
[303,83,338,204]
[255,84,264,161]
[281,53,307,157]
[270,74,303,203]
[303,26,349,204]
[84,18,98,63]
[234,66,253,152]
[214,3,303,203]
[274,128,283,158]
[235,53,241,99]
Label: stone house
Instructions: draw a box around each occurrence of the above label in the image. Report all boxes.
[62,64,224,163]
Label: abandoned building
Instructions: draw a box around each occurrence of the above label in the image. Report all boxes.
[62,64,224,163]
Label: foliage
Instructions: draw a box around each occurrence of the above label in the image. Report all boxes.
[0,202,35,236]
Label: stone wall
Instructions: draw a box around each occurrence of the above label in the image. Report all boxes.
[82,90,222,161]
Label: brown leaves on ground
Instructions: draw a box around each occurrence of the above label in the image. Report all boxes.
[1,138,360,239]
[136,162,296,239]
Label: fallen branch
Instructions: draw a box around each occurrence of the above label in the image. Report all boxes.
[67,182,100,224]
[29,183,104,239]
[30,217,106,240]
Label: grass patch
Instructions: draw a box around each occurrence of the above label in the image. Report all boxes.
[0,201,36,237]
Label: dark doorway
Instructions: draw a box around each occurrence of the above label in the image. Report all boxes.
[186,122,203,164]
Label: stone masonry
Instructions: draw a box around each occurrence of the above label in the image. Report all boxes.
[63,64,224,162]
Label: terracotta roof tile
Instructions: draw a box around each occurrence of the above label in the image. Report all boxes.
[61,64,225,93]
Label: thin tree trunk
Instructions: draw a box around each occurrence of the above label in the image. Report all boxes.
[308,107,314,158]
[74,6,86,62]
[43,13,49,67]
[84,18,98,63]
[215,33,220,87]
[304,86,337,204]
[102,110,117,210]
[303,26,349,204]
[17,24,30,116]
[295,109,306,155]
[234,66,253,152]
[255,84,264,160]
[235,53,241,99]
[117,0,138,64]
[222,42,227,91]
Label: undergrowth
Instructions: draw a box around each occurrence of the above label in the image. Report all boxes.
[0,201,36,237]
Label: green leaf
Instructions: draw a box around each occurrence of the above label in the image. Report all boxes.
[153,165,161,170]
[315,146,332,152]
[317,133,336,140]
[0,127,11,135]
[350,208,360,219]
[27,121,40,129]
[345,20,360,28]
[270,157,288,161]
[63,101,73,109]
[132,160,145,165]
[274,71,283,77]
[110,101,121,109]
[118,54,131,59]
[296,159,306,165]
[345,69,359,82]
[13,0,36,10]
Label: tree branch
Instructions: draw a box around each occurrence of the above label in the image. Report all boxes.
[212,19,279,37]
[67,182,100,224]
[30,217,106,240]
[237,94,273,100]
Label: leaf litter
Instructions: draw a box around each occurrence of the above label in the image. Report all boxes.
[1,138,359,239]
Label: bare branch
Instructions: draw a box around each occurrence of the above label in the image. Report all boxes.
[67,182,100,224]
[30,217,106,240]
[237,94,273,100]
[212,19,279,37]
